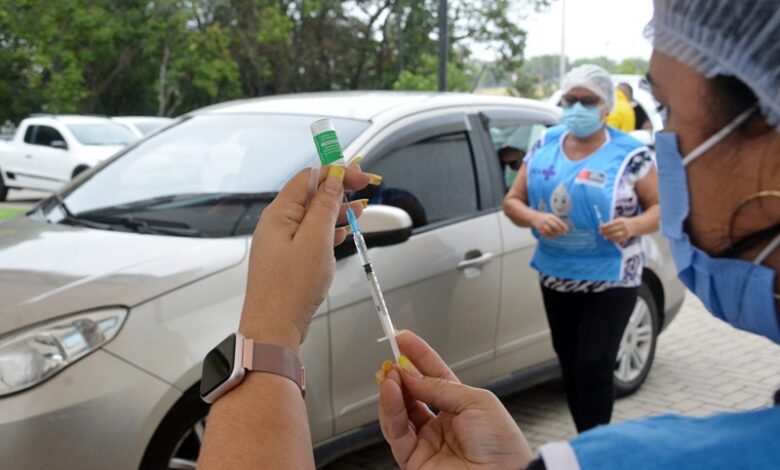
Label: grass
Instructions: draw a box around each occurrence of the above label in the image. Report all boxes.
[0,207,25,220]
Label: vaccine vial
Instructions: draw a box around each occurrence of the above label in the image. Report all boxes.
[310,118,345,166]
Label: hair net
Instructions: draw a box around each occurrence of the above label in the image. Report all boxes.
[561,65,616,112]
[650,0,780,132]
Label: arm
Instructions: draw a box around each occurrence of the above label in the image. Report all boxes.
[198,165,372,469]
[504,164,567,237]
[600,166,660,243]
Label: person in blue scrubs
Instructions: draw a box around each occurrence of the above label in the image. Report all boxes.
[503,64,660,433]
[376,0,780,468]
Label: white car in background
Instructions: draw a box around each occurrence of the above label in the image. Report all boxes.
[0,115,136,199]
[112,116,175,139]
[0,92,684,469]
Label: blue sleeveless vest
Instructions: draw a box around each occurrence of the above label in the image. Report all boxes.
[571,406,780,469]
[526,125,645,282]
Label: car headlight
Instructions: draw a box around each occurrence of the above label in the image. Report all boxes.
[0,308,127,397]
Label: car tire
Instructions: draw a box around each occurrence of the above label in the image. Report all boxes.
[0,169,7,201]
[139,387,210,470]
[614,283,659,398]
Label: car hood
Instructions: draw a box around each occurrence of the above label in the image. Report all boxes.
[0,216,247,333]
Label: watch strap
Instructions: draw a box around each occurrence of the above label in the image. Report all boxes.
[242,340,306,397]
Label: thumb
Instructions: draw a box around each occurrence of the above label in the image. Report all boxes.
[297,165,344,244]
[398,357,484,415]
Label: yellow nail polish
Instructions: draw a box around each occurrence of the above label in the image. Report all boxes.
[367,174,383,186]
[355,198,369,208]
[351,155,363,165]
[375,370,385,386]
[398,355,422,378]
[329,165,346,183]
[381,359,394,375]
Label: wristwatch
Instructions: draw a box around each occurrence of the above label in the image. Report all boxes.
[200,332,306,404]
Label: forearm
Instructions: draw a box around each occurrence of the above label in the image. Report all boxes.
[199,373,314,470]
[504,197,540,228]
[199,308,315,470]
[629,204,660,236]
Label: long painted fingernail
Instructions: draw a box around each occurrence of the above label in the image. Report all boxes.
[375,370,385,386]
[398,355,422,378]
[367,173,383,186]
[354,198,369,208]
[325,165,345,193]
[381,359,394,375]
[350,155,363,166]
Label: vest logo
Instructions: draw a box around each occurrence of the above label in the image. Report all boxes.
[530,164,556,181]
[575,169,606,188]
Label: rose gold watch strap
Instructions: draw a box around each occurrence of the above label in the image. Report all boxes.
[242,341,306,397]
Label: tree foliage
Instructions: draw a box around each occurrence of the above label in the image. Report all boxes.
[0,0,554,123]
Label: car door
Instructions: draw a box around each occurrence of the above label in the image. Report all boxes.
[20,124,72,190]
[328,110,502,433]
[473,109,560,377]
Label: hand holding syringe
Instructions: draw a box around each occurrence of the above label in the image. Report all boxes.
[310,119,402,362]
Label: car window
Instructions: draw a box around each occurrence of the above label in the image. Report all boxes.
[363,132,479,229]
[56,114,369,237]
[23,126,36,144]
[66,123,136,146]
[488,123,546,189]
[31,125,65,147]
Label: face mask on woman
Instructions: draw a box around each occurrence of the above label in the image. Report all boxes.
[655,105,780,343]
[562,102,603,138]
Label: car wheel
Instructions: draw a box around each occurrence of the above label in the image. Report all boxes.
[614,284,659,398]
[0,170,7,201]
[140,388,210,470]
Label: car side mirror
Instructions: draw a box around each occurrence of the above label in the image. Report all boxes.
[335,205,413,260]
[50,140,68,150]
[629,130,653,148]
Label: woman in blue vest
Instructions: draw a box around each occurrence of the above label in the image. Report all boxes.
[374,1,780,469]
[502,64,661,433]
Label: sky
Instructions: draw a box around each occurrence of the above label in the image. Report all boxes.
[476,0,655,62]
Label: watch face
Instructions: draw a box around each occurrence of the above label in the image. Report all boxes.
[200,334,237,399]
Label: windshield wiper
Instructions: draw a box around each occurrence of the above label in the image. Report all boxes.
[51,194,113,230]
[81,192,278,215]
[74,213,205,238]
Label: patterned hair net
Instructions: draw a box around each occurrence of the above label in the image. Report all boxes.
[561,65,616,112]
[650,0,780,132]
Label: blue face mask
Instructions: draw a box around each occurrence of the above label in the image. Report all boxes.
[562,102,603,138]
[655,106,780,344]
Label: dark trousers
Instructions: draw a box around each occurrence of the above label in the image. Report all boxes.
[541,284,637,433]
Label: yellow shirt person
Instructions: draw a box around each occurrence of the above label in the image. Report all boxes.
[606,88,636,131]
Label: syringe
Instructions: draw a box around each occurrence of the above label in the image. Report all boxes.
[310,119,401,362]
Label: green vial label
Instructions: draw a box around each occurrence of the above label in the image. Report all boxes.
[312,130,344,165]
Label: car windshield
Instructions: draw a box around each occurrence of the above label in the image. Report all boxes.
[48,114,369,237]
[134,120,171,135]
[67,123,137,145]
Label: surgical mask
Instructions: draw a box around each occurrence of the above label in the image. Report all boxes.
[655,105,780,343]
[562,102,603,138]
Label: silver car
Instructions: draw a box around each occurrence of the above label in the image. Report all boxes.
[0,92,684,469]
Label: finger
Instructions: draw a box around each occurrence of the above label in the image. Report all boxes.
[378,371,416,467]
[297,166,346,245]
[551,217,568,233]
[398,362,487,415]
[398,368,436,430]
[395,331,460,383]
[336,200,367,225]
[334,227,349,246]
